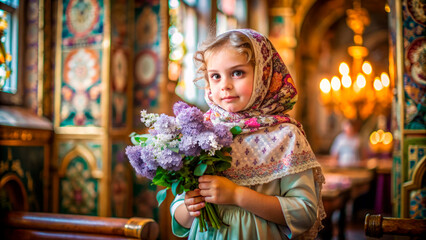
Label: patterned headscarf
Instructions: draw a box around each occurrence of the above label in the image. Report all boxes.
[205,28,302,134]
[204,29,325,239]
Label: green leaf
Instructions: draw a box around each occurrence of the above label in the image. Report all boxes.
[156,188,168,206]
[194,163,208,176]
[215,161,231,171]
[230,126,242,136]
[129,133,151,146]
[152,169,172,188]
[130,136,140,145]
[152,172,164,182]
[171,181,180,196]
[176,186,184,195]
[168,147,180,153]
[183,182,193,191]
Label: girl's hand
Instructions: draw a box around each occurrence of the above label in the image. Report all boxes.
[198,175,241,205]
[184,189,205,217]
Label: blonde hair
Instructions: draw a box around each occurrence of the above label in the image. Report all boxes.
[193,31,255,86]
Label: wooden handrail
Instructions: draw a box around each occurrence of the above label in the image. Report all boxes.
[0,211,159,240]
[365,213,426,238]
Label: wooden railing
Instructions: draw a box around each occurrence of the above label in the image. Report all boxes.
[0,211,159,240]
[365,214,426,238]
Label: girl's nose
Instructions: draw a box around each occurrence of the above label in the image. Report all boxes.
[221,84,233,91]
[221,79,233,91]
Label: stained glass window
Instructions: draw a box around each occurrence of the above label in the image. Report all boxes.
[0,0,19,94]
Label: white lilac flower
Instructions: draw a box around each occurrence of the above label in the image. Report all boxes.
[140,110,159,127]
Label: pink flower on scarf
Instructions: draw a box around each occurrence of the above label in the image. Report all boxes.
[244,118,261,128]
[273,115,289,122]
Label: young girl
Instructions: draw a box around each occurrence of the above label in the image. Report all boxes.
[170,29,325,239]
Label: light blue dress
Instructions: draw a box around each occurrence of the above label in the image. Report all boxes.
[170,169,319,239]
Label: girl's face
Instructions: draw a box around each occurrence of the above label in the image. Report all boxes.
[207,45,254,113]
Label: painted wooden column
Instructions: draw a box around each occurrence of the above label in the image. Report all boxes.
[389,0,426,218]
[53,0,111,216]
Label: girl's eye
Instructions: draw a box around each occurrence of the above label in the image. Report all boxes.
[232,70,244,78]
[210,73,220,80]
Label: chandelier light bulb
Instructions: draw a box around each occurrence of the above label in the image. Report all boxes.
[331,76,341,91]
[385,4,391,13]
[320,78,331,93]
[362,61,372,75]
[370,131,380,145]
[383,132,393,145]
[341,75,352,88]
[339,62,350,75]
[356,74,366,88]
[381,72,390,87]
[374,77,383,91]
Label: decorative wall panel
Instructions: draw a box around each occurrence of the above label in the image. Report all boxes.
[56,141,103,215]
[59,155,98,215]
[391,0,426,218]
[133,2,162,128]
[61,0,104,47]
[402,0,426,130]
[60,48,102,127]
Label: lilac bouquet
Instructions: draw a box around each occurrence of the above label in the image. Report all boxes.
[125,101,241,232]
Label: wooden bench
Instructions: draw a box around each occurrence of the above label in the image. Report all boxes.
[365,214,426,238]
[0,211,159,240]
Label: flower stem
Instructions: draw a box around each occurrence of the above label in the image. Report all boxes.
[205,203,217,229]
[198,208,206,232]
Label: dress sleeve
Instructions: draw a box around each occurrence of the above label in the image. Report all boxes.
[275,169,319,238]
[170,193,191,237]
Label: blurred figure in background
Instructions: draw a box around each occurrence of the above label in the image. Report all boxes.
[330,119,361,167]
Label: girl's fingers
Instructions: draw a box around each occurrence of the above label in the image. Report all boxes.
[184,195,204,205]
[199,189,211,197]
[186,189,201,197]
[198,183,210,190]
[198,175,213,183]
[204,196,215,203]
[186,201,205,217]
[189,211,200,217]
[191,201,205,211]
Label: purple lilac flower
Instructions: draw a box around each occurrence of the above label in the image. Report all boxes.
[203,120,215,131]
[173,101,191,116]
[176,106,205,135]
[153,114,180,135]
[179,135,202,156]
[156,148,183,171]
[140,145,158,170]
[126,145,156,180]
[197,131,219,151]
[213,124,233,147]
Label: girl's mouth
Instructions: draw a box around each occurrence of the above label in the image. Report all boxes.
[222,96,238,102]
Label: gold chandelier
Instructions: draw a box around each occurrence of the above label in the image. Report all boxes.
[319,0,392,120]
